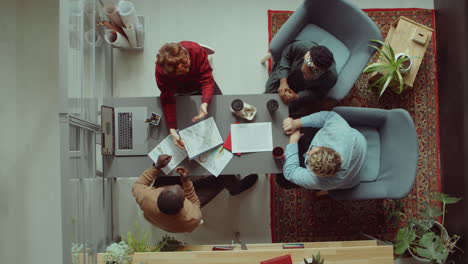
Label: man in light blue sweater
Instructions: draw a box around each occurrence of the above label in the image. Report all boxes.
[280,111,367,190]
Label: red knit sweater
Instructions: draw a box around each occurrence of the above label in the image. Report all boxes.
[155,41,215,129]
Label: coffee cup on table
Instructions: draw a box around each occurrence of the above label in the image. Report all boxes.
[267,99,279,113]
[272,146,285,159]
[231,99,244,112]
[272,146,285,167]
[230,99,257,121]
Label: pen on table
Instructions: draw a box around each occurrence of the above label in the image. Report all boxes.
[218,147,224,154]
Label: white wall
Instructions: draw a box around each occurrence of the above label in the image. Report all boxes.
[0,0,62,263]
[0,0,18,263]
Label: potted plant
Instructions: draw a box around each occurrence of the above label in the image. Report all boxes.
[394,192,461,263]
[103,241,134,264]
[303,251,325,264]
[124,223,183,252]
[395,53,412,73]
[363,40,413,97]
[102,223,184,264]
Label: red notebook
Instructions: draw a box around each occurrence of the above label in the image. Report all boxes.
[223,122,241,156]
[260,254,293,264]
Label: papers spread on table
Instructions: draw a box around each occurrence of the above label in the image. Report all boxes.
[231,122,273,153]
[148,134,187,175]
[179,117,223,160]
[195,145,234,176]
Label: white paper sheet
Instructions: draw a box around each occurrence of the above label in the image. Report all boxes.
[231,122,273,153]
[104,30,130,48]
[179,117,223,160]
[117,1,138,28]
[148,135,188,175]
[123,24,137,48]
[195,145,233,177]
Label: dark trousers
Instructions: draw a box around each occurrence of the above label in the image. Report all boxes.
[264,63,281,94]
[275,127,318,189]
[153,175,242,207]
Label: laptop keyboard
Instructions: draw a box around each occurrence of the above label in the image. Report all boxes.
[118,112,133,150]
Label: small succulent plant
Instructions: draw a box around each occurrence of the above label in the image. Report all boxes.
[303,251,324,264]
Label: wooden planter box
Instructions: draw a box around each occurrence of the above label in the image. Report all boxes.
[97,240,393,264]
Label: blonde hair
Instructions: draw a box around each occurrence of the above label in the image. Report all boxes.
[156,43,189,75]
[307,147,341,177]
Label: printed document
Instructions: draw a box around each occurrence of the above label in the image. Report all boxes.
[231,122,273,153]
[179,117,223,159]
[148,135,187,175]
[195,145,233,176]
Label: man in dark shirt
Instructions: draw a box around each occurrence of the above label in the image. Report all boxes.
[265,40,338,116]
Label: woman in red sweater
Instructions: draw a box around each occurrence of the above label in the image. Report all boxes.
[155,41,221,149]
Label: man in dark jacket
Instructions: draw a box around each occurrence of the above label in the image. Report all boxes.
[265,40,337,116]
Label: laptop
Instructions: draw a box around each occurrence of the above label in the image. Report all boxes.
[101,106,148,156]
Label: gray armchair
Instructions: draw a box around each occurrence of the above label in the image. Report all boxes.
[329,107,418,200]
[269,0,382,100]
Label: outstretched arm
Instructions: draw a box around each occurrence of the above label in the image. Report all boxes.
[132,155,172,205]
[176,167,201,206]
[300,111,349,129]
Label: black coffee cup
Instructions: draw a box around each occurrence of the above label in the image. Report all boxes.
[231,99,244,112]
[267,99,279,112]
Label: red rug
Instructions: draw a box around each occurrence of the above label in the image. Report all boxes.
[268,9,440,242]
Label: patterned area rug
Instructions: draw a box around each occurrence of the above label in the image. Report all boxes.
[268,9,440,242]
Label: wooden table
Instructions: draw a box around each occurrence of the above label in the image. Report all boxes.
[371,16,434,88]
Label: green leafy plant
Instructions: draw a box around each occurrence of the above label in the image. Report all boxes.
[157,235,184,252]
[363,39,411,97]
[386,200,404,227]
[124,223,156,252]
[416,232,449,263]
[124,223,183,252]
[393,192,461,263]
[431,192,462,226]
[303,251,325,264]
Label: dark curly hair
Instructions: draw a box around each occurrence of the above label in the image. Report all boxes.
[157,188,184,215]
[310,45,334,70]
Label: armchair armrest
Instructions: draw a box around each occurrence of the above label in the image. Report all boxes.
[327,44,378,100]
[269,3,308,63]
[378,109,418,189]
[332,107,388,127]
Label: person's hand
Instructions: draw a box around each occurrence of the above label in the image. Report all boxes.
[285,88,298,101]
[170,129,185,150]
[155,154,172,169]
[176,166,189,182]
[278,81,290,103]
[280,88,298,104]
[283,117,301,135]
[192,103,208,122]
[289,130,303,144]
[278,82,290,95]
